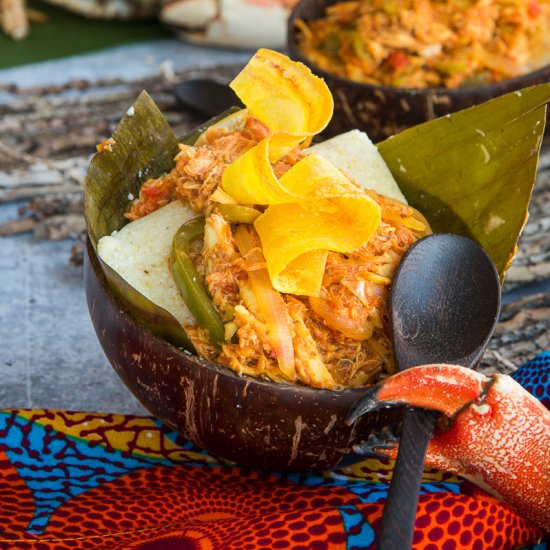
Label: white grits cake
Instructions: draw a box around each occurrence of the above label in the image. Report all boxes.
[308,130,407,203]
[98,201,199,326]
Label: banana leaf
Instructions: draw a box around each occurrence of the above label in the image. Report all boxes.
[378,83,550,278]
[85,91,180,247]
[84,91,240,350]
[84,85,549,351]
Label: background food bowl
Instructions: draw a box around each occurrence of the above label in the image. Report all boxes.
[287,0,550,142]
[85,239,399,472]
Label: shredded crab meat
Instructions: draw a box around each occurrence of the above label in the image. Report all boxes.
[127,115,431,388]
[126,118,272,218]
[202,167,427,386]
[202,213,241,321]
[286,297,336,389]
[219,304,279,379]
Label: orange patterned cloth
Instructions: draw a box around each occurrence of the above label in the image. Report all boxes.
[0,356,548,549]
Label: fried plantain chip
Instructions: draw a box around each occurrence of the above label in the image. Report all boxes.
[254,155,381,295]
[221,48,333,204]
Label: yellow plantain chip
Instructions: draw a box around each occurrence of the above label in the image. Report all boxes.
[229,48,333,135]
[221,134,302,205]
[272,249,329,298]
[221,48,334,203]
[279,154,358,197]
[255,194,381,296]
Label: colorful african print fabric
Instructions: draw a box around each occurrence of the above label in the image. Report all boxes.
[0,354,548,550]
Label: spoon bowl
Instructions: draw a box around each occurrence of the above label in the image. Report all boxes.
[390,233,501,370]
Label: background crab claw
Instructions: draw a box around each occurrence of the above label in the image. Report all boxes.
[351,363,550,534]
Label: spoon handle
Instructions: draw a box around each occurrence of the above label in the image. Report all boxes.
[377,408,438,549]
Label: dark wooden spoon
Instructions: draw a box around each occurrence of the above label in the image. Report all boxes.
[174,79,244,119]
[370,233,500,549]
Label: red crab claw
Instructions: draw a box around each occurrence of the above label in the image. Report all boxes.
[348,364,550,534]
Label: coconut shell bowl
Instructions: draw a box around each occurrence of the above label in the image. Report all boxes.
[287,0,550,141]
[84,68,550,473]
[85,238,395,472]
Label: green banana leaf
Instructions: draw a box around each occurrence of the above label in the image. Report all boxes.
[84,91,239,350]
[84,85,549,350]
[378,83,549,278]
[85,91,180,248]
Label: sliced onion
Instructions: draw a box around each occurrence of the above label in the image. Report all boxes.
[309,296,374,341]
[234,225,296,381]
[383,211,426,232]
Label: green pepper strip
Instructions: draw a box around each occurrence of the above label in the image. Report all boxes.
[217,203,261,224]
[171,217,225,348]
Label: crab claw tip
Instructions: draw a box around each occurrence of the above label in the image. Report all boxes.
[346,385,395,425]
